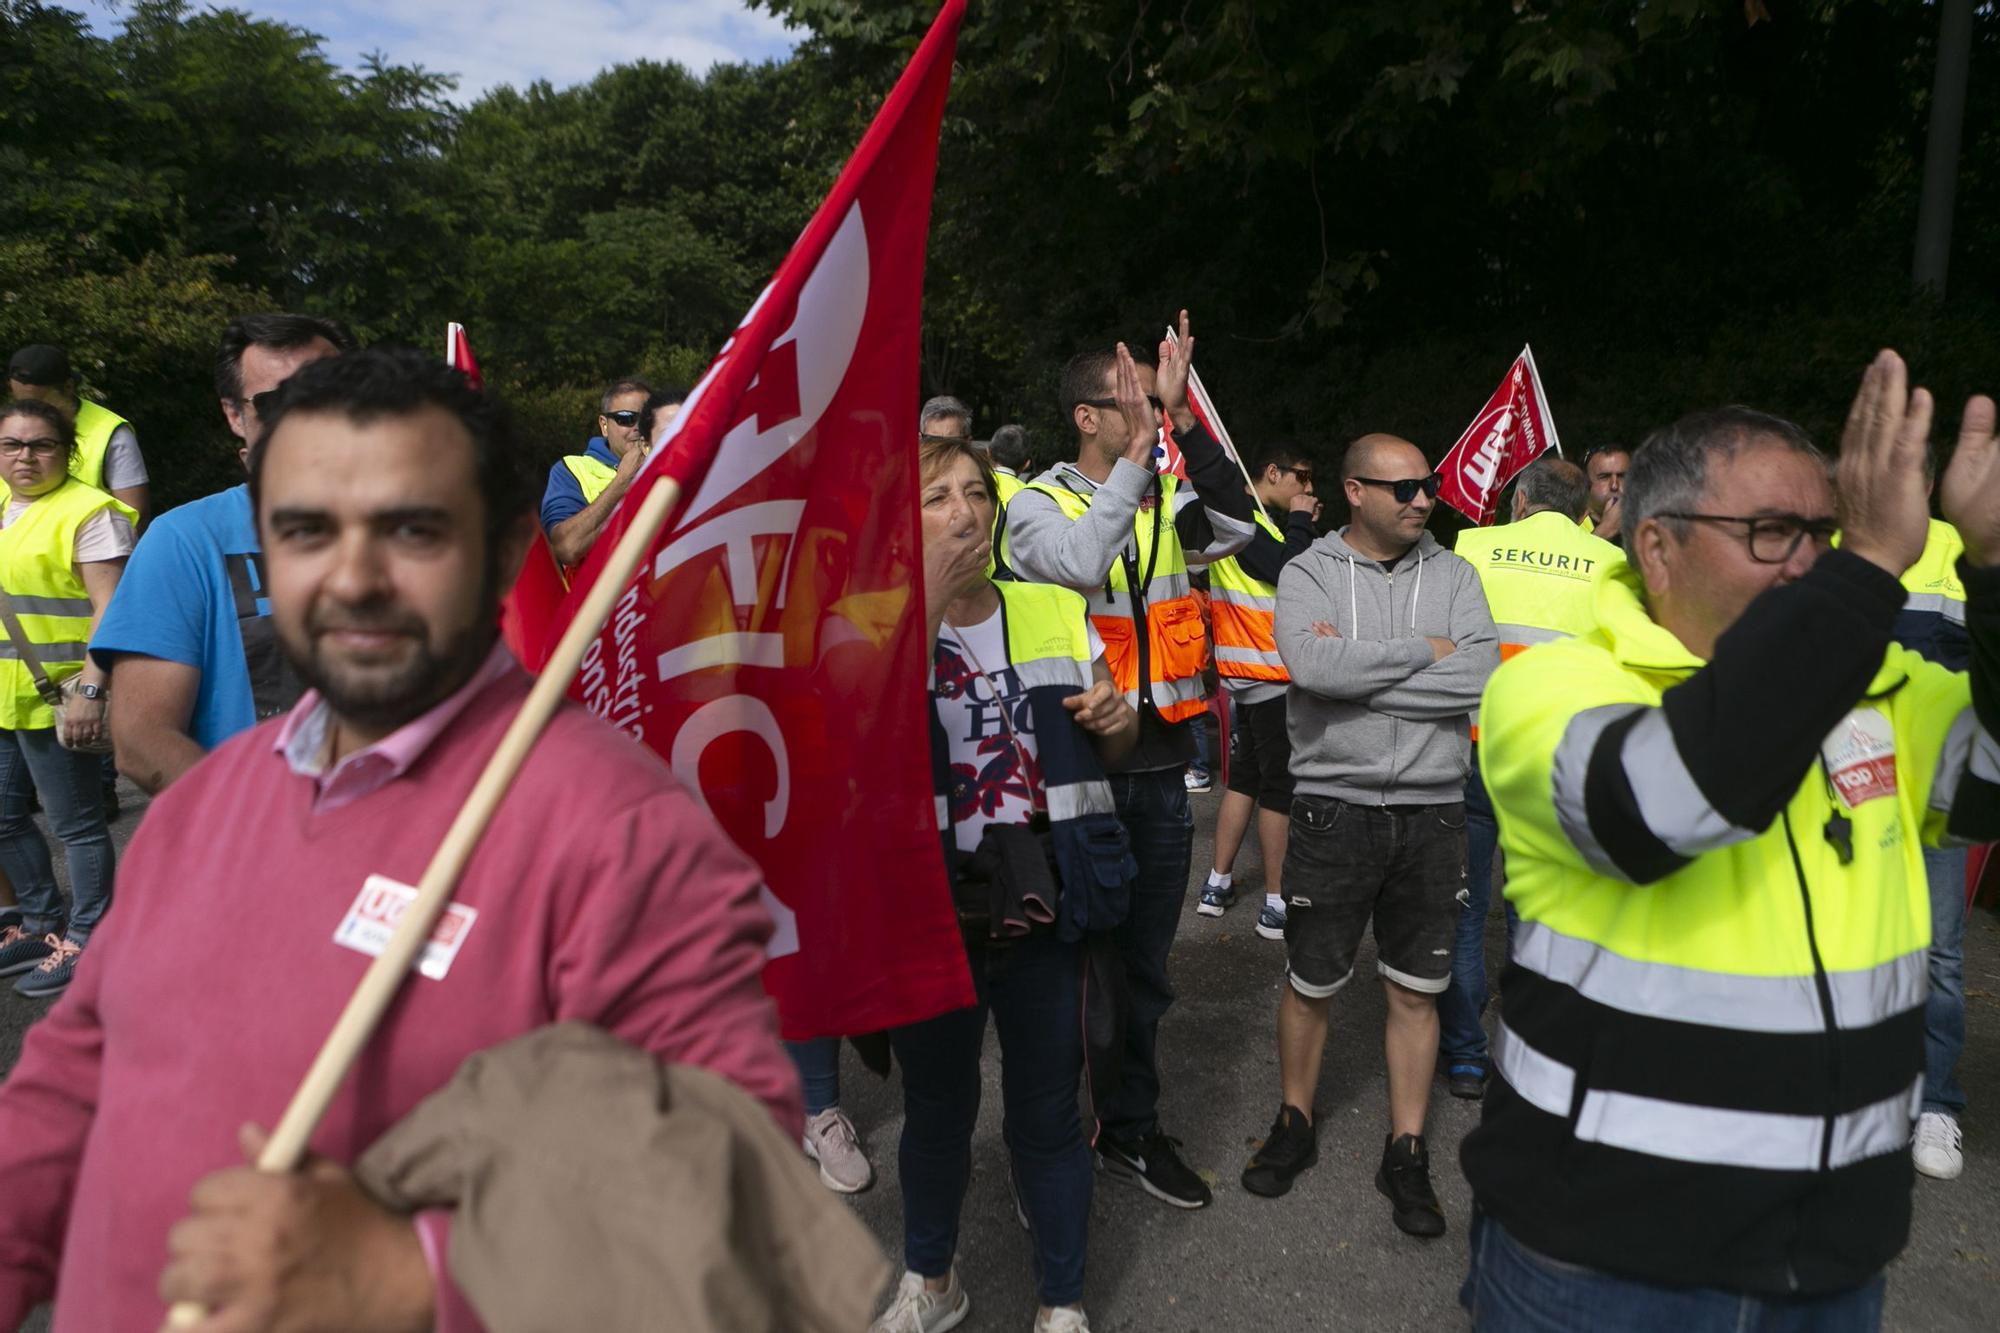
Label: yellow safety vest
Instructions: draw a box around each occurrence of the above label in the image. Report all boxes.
[987,469,1026,578]
[1207,507,1289,685]
[1465,557,1957,1291]
[1001,473,1209,723]
[1455,510,1625,737]
[0,481,136,729]
[562,453,619,505]
[71,398,129,493]
[1900,517,1966,625]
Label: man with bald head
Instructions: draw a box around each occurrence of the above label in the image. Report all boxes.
[1239,432,1498,1237]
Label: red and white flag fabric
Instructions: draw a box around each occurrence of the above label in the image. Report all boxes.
[445,322,483,388]
[1157,327,1250,486]
[539,0,974,1039]
[1435,345,1562,526]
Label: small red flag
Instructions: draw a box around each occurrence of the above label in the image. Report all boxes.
[445,322,483,389]
[543,0,973,1038]
[1435,346,1562,526]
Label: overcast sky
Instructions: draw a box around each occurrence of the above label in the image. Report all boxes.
[91,1,799,100]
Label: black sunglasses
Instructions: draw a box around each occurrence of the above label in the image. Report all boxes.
[604,409,643,428]
[1081,395,1165,414]
[1351,473,1442,504]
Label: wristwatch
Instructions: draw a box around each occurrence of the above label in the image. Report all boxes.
[77,682,107,701]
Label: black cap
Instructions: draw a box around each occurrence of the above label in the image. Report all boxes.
[7,345,69,387]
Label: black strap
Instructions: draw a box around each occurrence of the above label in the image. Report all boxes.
[0,584,64,707]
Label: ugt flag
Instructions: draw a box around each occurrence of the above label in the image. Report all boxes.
[1156,325,1248,483]
[544,0,973,1039]
[1435,345,1562,526]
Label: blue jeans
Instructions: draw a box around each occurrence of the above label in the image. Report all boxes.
[1922,844,1968,1116]
[1440,760,1514,1065]
[786,1037,842,1118]
[890,933,1091,1306]
[0,727,114,944]
[1190,710,1213,778]
[1462,1211,1886,1332]
[1100,767,1193,1142]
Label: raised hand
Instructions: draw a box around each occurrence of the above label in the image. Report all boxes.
[1113,341,1162,467]
[1836,349,1933,579]
[1942,394,2000,567]
[1155,308,1196,433]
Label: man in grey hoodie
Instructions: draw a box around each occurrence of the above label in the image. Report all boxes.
[1239,433,1499,1239]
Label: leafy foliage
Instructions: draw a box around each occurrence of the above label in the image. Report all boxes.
[0,0,1995,522]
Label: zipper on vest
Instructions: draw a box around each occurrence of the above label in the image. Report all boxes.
[1778,808,1841,1293]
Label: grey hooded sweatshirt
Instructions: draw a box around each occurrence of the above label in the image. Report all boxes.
[1275,527,1499,805]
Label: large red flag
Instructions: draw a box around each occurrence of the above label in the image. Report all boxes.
[1435,345,1562,526]
[544,0,973,1039]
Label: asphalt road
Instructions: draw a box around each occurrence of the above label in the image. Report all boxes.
[1,778,1996,1331]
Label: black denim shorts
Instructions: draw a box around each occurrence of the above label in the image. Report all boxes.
[1279,794,1467,997]
[1224,696,1293,813]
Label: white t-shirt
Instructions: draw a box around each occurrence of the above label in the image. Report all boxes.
[101,424,149,491]
[3,494,138,564]
[933,603,1103,854]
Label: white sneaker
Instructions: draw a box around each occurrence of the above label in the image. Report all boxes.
[871,1269,970,1333]
[802,1107,874,1194]
[1034,1306,1090,1332]
[1913,1110,1964,1180]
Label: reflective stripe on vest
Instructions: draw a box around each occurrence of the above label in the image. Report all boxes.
[71,399,128,493]
[563,454,619,505]
[0,481,135,729]
[1511,918,1926,1034]
[1208,507,1289,684]
[1011,475,1209,723]
[1495,1019,1923,1172]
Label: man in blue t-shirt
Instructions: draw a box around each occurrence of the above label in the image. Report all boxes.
[541,378,685,567]
[91,313,353,792]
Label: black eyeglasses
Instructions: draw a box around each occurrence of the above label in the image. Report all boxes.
[1282,466,1315,486]
[1082,395,1164,414]
[1351,474,1442,504]
[604,409,643,428]
[1657,511,1838,564]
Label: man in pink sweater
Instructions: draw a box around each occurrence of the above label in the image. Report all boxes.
[0,347,801,1332]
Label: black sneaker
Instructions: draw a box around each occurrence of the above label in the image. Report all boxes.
[1241,1104,1318,1198]
[1099,1131,1212,1209]
[1447,1061,1489,1101]
[1376,1133,1446,1238]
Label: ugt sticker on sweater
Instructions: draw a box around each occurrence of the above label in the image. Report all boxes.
[333,875,478,980]
[1822,708,1898,809]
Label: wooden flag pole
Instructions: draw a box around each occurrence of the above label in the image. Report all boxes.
[167,474,685,1329]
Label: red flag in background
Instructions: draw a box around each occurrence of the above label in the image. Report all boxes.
[1435,345,1562,526]
[446,322,483,388]
[543,0,974,1039]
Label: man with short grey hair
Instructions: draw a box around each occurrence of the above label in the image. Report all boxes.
[919,394,973,442]
[1462,357,2000,1325]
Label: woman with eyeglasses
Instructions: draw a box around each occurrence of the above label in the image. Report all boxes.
[0,399,134,997]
